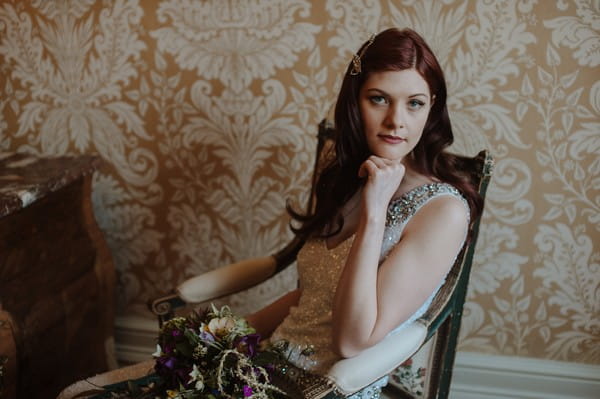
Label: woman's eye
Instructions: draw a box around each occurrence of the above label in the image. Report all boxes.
[408,99,425,109]
[370,96,387,105]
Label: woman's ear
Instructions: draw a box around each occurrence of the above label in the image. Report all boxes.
[431,94,436,105]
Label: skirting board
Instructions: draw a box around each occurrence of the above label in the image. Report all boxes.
[115,317,600,398]
[114,316,159,364]
[450,352,600,399]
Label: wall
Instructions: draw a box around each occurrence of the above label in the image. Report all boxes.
[0,0,598,366]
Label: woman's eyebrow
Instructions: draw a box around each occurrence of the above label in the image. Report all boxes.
[365,88,388,95]
[365,88,429,99]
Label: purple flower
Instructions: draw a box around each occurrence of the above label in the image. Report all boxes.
[163,343,175,354]
[172,329,183,338]
[155,356,178,386]
[199,330,215,343]
[243,385,253,397]
[157,356,176,370]
[155,356,195,389]
[234,334,261,358]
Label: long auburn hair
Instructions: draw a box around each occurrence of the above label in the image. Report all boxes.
[289,28,483,238]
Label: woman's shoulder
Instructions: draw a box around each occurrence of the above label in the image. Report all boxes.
[386,182,469,228]
[391,184,470,257]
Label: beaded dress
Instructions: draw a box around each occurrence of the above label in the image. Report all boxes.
[270,182,469,398]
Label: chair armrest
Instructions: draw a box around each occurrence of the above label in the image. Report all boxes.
[148,292,187,326]
[326,322,427,396]
[148,256,279,327]
[56,360,155,399]
[177,256,277,303]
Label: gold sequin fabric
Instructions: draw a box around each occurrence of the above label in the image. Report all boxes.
[270,183,469,377]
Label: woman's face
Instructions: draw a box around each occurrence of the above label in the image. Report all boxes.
[359,69,433,162]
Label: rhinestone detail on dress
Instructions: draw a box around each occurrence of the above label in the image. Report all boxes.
[386,183,467,228]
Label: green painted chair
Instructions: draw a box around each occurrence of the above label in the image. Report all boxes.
[147,119,493,399]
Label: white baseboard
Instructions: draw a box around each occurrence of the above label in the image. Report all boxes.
[115,317,600,398]
[114,315,159,364]
[450,352,600,399]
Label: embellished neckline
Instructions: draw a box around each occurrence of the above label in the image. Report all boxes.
[386,182,465,227]
[320,182,463,250]
[389,181,453,206]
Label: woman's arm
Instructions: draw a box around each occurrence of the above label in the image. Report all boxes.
[246,289,302,338]
[332,158,468,357]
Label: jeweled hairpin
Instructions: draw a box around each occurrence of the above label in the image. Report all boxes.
[350,34,375,76]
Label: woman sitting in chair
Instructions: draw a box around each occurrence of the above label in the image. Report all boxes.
[247,28,483,397]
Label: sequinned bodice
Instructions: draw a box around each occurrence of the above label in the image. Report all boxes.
[270,183,468,374]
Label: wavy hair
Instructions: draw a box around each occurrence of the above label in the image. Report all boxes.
[289,28,483,238]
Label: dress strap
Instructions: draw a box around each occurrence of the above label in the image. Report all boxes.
[386,182,468,228]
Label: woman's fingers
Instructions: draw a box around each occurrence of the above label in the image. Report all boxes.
[359,156,404,179]
[359,155,405,205]
[367,157,386,170]
[358,157,381,178]
[359,156,406,208]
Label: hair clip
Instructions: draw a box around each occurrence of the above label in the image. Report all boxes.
[350,34,375,76]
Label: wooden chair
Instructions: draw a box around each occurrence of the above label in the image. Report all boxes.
[147,120,494,398]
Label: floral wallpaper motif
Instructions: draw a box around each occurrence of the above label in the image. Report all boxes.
[0,0,598,365]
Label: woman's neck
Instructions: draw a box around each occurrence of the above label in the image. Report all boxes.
[393,161,436,199]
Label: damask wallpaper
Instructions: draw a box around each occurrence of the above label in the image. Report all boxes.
[0,0,598,365]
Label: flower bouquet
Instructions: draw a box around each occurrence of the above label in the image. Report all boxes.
[151,304,283,399]
[88,305,326,399]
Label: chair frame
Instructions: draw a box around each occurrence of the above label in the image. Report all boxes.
[148,119,493,398]
[392,148,493,398]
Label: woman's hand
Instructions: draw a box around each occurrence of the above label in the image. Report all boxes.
[358,155,405,217]
[332,156,403,356]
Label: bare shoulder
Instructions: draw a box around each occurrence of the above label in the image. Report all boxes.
[427,194,469,222]
[403,193,469,237]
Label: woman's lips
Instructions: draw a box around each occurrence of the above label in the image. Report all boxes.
[379,134,407,144]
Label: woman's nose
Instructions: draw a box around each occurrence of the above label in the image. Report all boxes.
[385,105,404,129]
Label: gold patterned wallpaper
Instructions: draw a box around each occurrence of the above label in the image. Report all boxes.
[0,0,598,365]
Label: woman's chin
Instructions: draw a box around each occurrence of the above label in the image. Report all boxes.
[371,151,406,162]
